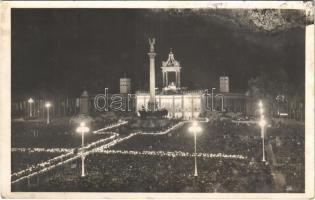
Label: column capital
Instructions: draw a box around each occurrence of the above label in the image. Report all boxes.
[148,52,156,58]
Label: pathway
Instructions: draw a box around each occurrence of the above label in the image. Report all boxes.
[265,141,287,192]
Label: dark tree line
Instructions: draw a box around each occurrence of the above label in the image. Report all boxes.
[248,69,304,120]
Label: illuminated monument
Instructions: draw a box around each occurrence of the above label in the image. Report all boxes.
[161,49,181,91]
[148,38,157,111]
[135,38,250,119]
[136,39,205,119]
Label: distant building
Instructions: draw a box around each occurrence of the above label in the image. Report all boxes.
[80,90,89,114]
[120,78,131,94]
[219,76,229,93]
[214,92,249,113]
[136,90,206,119]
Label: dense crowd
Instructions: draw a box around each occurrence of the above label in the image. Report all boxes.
[113,121,263,161]
[267,122,305,192]
[14,154,273,192]
[11,118,305,193]
[11,152,61,173]
[11,133,119,183]
[268,122,304,163]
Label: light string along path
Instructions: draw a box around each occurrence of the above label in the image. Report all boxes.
[11,133,119,181]
[12,120,129,180]
[11,118,247,184]
[93,120,128,134]
[93,149,247,160]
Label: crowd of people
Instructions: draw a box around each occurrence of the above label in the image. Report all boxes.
[11,152,61,173]
[11,133,119,182]
[267,122,305,192]
[11,118,305,193]
[113,121,263,161]
[14,154,273,192]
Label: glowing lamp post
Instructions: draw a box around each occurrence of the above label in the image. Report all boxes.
[28,98,34,117]
[258,100,266,162]
[211,88,216,111]
[188,121,202,177]
[45,102,51,124]
[76,122,90,177]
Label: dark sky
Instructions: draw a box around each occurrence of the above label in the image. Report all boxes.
[12,9,305,97]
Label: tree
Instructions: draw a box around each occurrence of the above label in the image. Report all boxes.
[248,68,304,118]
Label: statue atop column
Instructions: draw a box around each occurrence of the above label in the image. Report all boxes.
[138,37,168,118]
[148,38,156,53]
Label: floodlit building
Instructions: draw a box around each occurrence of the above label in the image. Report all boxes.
[80,90,89,114]
[136,90,206,119]
[219,76,229,93]
[214,92,249,113]
[120,78,131,94]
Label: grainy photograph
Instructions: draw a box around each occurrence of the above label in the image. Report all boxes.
[1,1,313,197]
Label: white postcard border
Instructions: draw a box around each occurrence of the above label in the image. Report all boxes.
[0,1,314,199]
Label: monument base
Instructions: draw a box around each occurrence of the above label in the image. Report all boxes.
[138,108,168,119]
[131,117,171,131]
[147,101,157,111]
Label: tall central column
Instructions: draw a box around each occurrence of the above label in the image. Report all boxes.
[148,38,157,111]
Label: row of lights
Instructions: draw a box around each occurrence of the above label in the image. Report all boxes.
[27,98,51,124]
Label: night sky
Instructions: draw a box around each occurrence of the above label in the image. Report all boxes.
[12,9,305,98]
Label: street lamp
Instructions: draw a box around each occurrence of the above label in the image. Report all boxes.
[45,102,51,124]
[211,88,216,111]
[258,100,266,162]
[28,98,34,117]
[76,122,90,177]
[188,121,202,177]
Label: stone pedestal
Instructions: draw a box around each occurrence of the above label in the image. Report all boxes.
[148,101,156,111]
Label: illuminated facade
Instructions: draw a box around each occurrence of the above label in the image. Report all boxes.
[120,78,131,94]
[136,91,206,119]
[219,76,229,93]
